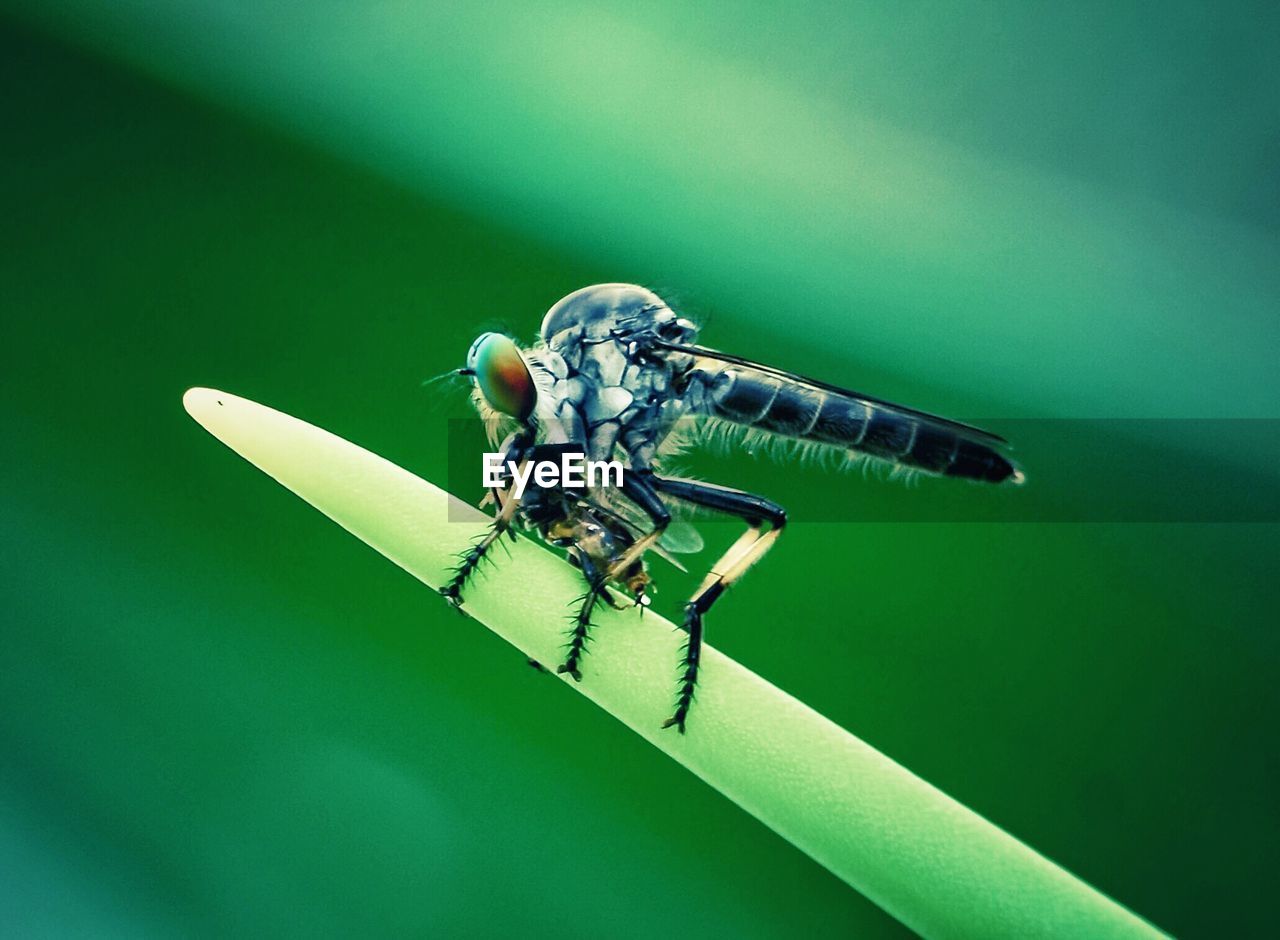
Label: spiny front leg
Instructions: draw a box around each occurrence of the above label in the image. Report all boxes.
[439,521,509,608]
[441,435,532,607]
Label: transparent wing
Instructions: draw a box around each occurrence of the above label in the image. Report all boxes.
[577,490,704,570]
[658,520,705,555]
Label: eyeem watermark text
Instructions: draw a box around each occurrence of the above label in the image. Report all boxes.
[483,452,624,499]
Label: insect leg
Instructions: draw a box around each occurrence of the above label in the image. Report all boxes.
[440,432,533,605]
[602,470,671,581]
[557,549,607,682]
[563,542,622,608]
[439,485,522,607]
[649,476,787,733]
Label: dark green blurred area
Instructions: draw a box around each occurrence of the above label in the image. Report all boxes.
[2,5,1277,938]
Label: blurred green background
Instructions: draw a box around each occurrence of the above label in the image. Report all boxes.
[2,3,1277,937]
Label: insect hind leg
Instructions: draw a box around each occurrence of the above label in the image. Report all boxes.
[650,476,787,733]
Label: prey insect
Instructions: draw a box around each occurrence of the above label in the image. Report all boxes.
[440,284,1023,732]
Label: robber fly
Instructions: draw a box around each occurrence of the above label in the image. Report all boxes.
[441,284,1023,732]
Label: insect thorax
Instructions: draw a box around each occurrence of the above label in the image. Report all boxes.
[534,284,700,467]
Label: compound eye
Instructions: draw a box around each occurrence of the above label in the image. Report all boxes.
[467,333,536,421]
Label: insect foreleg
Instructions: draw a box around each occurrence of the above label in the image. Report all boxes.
[649,476,787,733]
[441,431,534,606]
[440,486,522,607]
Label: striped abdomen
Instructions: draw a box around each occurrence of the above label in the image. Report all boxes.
[703,365,1020,484]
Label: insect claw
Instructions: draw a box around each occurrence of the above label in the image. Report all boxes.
[556,663,583,682]
[439,587,468,614]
